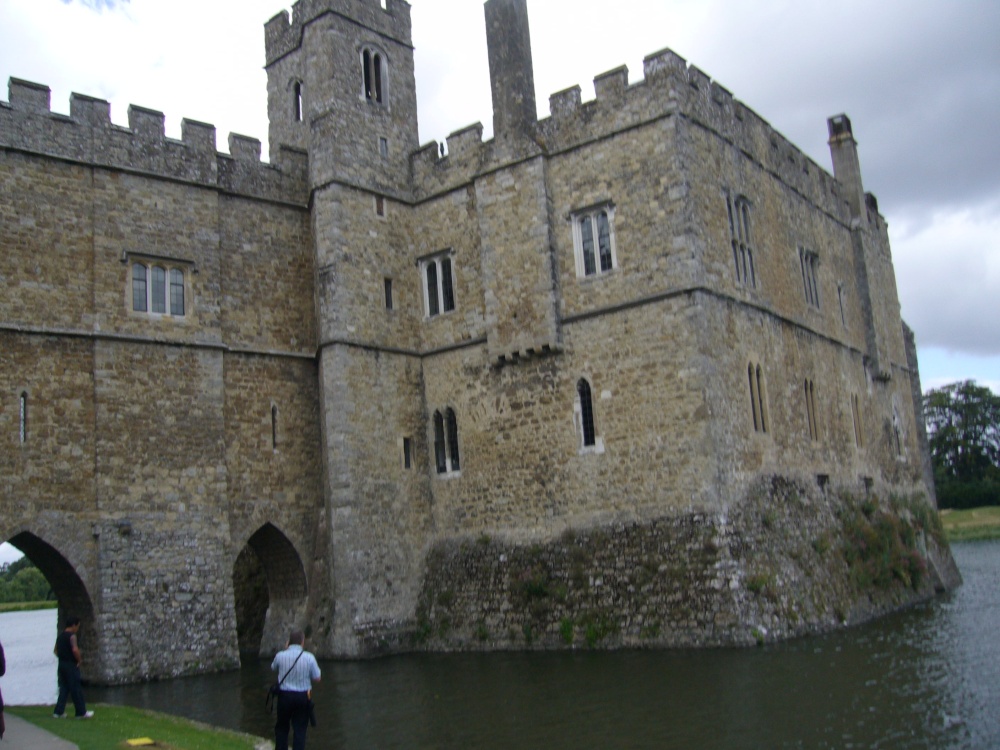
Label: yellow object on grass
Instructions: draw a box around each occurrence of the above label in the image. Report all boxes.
[125,739,156,747]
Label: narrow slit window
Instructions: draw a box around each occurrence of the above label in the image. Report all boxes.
[851,394,863,447]
[433,411,447,474]
[384,278,393,310]
[271,405,278,450]
[293,81,303,122]
[577,379,596,447]
[445,408,460,471]
[403,437,412,469]
[19,391,27,444]
[749,362,768,434]
[379,137,389,159]
[375,195,385,217]
[805,379,818,441]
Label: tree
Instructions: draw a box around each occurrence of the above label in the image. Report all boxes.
[924,380,1000,509]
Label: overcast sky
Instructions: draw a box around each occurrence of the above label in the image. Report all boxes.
[1,0,998,397]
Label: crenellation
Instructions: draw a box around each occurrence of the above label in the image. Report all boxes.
[710,80,733,108]
[265,0,413,67]
[228,132,262,162]
[127,104,166,141]
[8,77,50,113]
[69,93,111,127]
[446,122,484,160]
[181,118,217,154]
[642,47,686,80]
[549,85,582,119]
[687,65,711,91]
[593,65,629,102]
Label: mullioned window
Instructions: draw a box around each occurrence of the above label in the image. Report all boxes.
[727,194,756,288]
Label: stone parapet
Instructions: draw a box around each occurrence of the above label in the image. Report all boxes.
[1,78,308,206]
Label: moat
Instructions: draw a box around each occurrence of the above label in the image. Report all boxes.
[3,541,997,748]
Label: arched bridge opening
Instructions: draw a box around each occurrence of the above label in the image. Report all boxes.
[6,531,97,676]
[232,523,307,663]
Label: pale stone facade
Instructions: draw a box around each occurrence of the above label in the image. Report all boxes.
[0,0,957,682]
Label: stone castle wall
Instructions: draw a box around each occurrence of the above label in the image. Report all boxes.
[0,0,957,678]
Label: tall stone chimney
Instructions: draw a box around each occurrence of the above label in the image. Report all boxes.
[827,114,866,224]
[484,0,537,139]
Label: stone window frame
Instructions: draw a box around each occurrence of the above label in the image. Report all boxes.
[419,250,456,319]
[374,194,387,219]
[570,202,618,279]
[804,378,819,441]
[748,361,769,434]
[360,45,389,106]
[726,193,756,288]
[432,407,461,476]
[125,252,193,319]
[574,377,605,454]
[799,247,820,309]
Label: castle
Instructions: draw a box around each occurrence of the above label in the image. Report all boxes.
[1,0,958,684]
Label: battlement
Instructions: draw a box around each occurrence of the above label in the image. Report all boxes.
[411,44,863,223]
[265,0,412,67]
[1,78,308,205]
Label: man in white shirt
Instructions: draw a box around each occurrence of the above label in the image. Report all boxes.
[270,629,321,750]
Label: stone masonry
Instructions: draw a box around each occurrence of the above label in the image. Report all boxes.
[0,0,959,683]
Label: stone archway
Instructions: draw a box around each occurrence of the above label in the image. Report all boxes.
[5,531,97,676]
[232,523,307,662]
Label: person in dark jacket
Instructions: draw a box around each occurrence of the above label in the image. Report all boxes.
[1,638,6,739]
[53,616,93,719]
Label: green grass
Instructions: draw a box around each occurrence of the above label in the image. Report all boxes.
[9,704,266,750]
[0,600,58,613]
[940,506,1000,542]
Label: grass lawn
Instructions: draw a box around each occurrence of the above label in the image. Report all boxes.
[9,704,269,750]
[0,600,58,613]
[939,506,1000,542]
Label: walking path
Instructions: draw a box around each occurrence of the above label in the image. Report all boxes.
[3,713,79,749]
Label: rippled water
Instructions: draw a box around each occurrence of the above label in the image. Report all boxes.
[3,541,998,748]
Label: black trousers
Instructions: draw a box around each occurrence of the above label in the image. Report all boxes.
[275,690,310,750]
[55,660,87,717]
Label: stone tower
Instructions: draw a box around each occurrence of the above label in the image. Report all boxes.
[265,0,431,655]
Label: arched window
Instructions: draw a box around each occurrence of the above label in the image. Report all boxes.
[19,391,27,444]
[446,408,460,472]
[572,205,617,278]
[727,194,756,288]
[433,408,461,474]
[362,48,386,104]
[577,379,596,447]
[804,379,818,441]
[748,362,768,434]
[292,80,303,122]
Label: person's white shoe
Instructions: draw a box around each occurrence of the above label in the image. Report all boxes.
[77,711,95,719]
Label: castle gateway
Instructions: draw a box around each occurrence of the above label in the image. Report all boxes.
[1,0,959,683]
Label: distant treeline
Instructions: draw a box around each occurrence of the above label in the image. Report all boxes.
[925,380,1000,509]
[0,556,54,603]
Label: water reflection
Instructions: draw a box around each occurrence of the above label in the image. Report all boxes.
[5,542,998,749]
